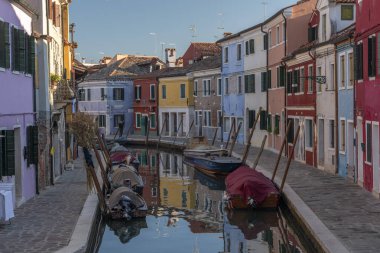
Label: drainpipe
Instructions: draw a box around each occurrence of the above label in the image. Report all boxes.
[334,43,339,174]
[281,11,288,156]
[308,48,316,167]
[261,24,269,131]
[156,77,159,136]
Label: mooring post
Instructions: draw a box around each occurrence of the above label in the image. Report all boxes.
[211,127,219,146]
[280,125,300,192]
[86,165,107,214]
[225,118,236,149]
[157,118,167,149]
[228,122,242,157]
[145,117,150,145]
[96,131,111,171]
[92,142,110,192]
[172,117,183,146]
[184,119,195,145]
[242,107,262,164]
[271,121,292,181]
[253,135,267,169]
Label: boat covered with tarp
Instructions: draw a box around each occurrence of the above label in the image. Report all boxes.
[110,167,144,194]
[225,166,280,209]
[108,187,148,220]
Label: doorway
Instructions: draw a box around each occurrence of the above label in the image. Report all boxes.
[318,118,325,167]
[373,124,379,194]
[347,121,355,179]
[357,118,363,185]
[14,128,22,206]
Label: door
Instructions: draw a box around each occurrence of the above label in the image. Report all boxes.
[357,118,363,185]
[347,121,355,180]
[318,119,325,167]
[373,124,379,194]
[14,128,22,205]
[141,115,148,136]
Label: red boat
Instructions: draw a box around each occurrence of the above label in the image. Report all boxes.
[225,166,280,209]
[110,151,140,169]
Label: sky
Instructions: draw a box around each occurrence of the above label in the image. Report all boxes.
[70,0,298,64]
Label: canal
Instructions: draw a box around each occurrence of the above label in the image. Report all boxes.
[93,148,316,253]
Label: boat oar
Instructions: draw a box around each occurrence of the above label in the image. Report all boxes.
[253,135,267,169]
[280,125,300,192]
[271,121,292,181]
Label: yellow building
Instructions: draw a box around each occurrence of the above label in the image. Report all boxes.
[158,68,194,136]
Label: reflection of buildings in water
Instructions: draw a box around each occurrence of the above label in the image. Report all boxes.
[158,153,196,209]
[270,226,305,253]
[106,218,148,244]
[135,149,160,208]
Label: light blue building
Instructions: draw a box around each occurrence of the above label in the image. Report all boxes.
[336,26,355,179]
[217,34,245,143]
[78,55,164,136]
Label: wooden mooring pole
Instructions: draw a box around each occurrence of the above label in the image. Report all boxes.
[211,127,219,146]
[271,121,292,181]
[86,164,107,213]
[280,125,300,192]
[91,143,110,192]
[253,135,267,169]
[228,122,242,157]
[242,108,262,164]
[224,118,236,149]
[172,117,184,146]
[157,118,167,149]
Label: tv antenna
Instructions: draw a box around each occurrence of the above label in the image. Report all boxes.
[189,25,198,40]
[262,0,268,19]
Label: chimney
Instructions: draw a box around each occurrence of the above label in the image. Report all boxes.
[165,48,176,67]
[223,32,232,38]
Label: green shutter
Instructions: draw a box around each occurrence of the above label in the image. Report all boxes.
[377,34,380,75]
[261,72,267,91]
[0,22,11,69]
[0,21,5,68]
[5,130,15,176]
[0,131,4,177]
[245,41,249,55]
[264,34,268,50]
[260,111,267,130]
[29,35,35,75]
[267,70,271,89]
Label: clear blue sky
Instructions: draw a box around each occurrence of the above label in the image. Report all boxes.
[70,0,297,64]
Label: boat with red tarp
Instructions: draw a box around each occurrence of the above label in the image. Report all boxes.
[225,165,280,209]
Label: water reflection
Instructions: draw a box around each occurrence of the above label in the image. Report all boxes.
[95,148,313,253]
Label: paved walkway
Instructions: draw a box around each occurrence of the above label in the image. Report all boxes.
[0,155,88,253]
[124,134,380,253]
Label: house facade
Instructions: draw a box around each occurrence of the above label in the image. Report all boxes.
[217,35,245,143]
[187,56,222,140]
[158,68,194,137]
[182,42,221,67]
[0,0,37,207]
[355,0,380,194]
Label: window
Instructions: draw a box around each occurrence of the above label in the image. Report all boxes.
[292,69,299,93]
[261,72,267,92]
[308,26,318,42]
[152,187,157,197]
[101,88,105,100]
[340,120,346,152]
[98,115,106,128]
[276,26,280,44]
[245,74,255,93]
[366,122,372,163]
[0,130,15,177]
[11,27,26,72]
[203,79,211,96]
[287,118,294,143]
[224,77,229,95]
[245,39,255,55]
[203,111,211,126]
[278,66,285,87]
[355,43,363,80]
[317,66,322,92]
[329,120,335,148]
[282,22,286,41]
[340,55,346,88]
[305,119,313,148]
[114,114,125,128]
[368,36,376,77]
[217,78,222,96]
[194,80,198,96]
[150,113,156,129]
[114,88,125,101]
[135,113,141,128]
[224,117,231,132]
[78,89,85,101]
[300,68,305,93]
[260,111,267,130]
[267,70,272,89]
[150,84,155,100]
[269,30,272,47]
[180,83,186,98]
[264,34,268,50]
[341,5,354,20]
[287,71,293,94]
[134,86,141,100]
[237,44,242,61]
[267,114,272,132]
[162,85,167,99]
[224,46,229,63]
[217,110,222,127]
[238,76,242,94]
[308,65,314,93]
[0,21,11,69]
[195,111,200,126]
[275,115,280,135]
[248,110,256,128]
[322,14,327,42]
[329,63,335,91]
[87,89,91,101]
[349,52,354,87]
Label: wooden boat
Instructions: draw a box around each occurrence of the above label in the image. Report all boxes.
[184,136,227,157]
[184,155,242,175]
[224,166,280,209]
[110,167,144,195]
[108,187,148,220]
[110,151,140,169]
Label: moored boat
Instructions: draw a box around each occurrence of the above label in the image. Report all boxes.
[110,167,144,195]
[183,136,227,157]
[225,166,280,209]
[108,187,148,220]
[184,155,242,175]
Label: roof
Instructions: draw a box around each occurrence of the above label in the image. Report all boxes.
[187,55,221,72]
[187,42,221,56]
[216,23,263,44]
[84,55,161,81]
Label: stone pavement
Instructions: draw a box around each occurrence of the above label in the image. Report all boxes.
[0,155,88,253]
[124,134,380,253]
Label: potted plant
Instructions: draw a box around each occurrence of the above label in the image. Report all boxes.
[50,73,61,89]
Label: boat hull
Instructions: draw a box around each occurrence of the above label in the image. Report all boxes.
[184,155,241,175]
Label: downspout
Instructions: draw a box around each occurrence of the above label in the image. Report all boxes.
[32,30,39,195]
[261,24,269,130]
[281,10,288,156]
[156,77,160,136]
[334,43,339,174]
[308,48,316,167]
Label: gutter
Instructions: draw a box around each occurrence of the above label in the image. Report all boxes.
[261,24,269,128]
[281,10,288,157]
[334,43,339,174]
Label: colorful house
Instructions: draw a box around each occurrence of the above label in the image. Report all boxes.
[0,0,37,207]
[335,25,355,179]
[187,55,222,139]
[158,68,194,137]
[355,0,380,194]
[217,34,246,143]
[182,42,221,67]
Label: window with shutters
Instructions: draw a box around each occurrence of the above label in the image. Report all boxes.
[194,80,198,96]
[299,67,305,93]
[224,77,229,95]
[238,76,242,94]
[224,47,228,63]
[287,71,292,94]
[134,86,141,100]
[264,34,268,50]
[261,72,267,92]
[305,119,313,148]
[26,126,38,167]
[203,79,211,97]
[292,70,299,93]
[340,55,346,88]
[340,120,346,152]
[98,115,106,128]
[267,70,272,89]
[87,89,91,101]
[203,111,211,127]
[368,36,376,78]
[217,78,222,96]
[329,119,335,148]
[114,114,125,128]
[114,88,124,101]
[248,110,255,129]
[260,111,267,130]
[275,115,280,135]
[317,66,322,92]
[249,39,255,54]
[308,65,314,93]
[0,21,11,69]
[150,84,155,100]
[355,43,363,80]
[180,83,186,98]
[267,114,272,133]
[349,52,354,87]
[278,66,285,87]
[245,74,255,93]
[150,113,156,129]
[162,85,167,99]
[287,118,294,143]
[237,44,242,61]
[0,130,15,177]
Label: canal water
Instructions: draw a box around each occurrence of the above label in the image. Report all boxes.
[94,148,315,253]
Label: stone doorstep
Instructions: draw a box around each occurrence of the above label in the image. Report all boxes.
[234,151,350,253]
[54,193,98,253]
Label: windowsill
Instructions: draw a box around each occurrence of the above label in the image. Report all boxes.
[365,161,372,166]
[328,147,335,151]
[12,71,20,75]
[339,150,346,155]
[369,76,376,81]
[25,74,32,78]
[338,87,346,90]
[358,79,363,83]
[305,147,313,152]
[347,85,354,90]
[295,92,303,96]
[217,94,222,97]
[307,92,313,95]
[0,67,5,72]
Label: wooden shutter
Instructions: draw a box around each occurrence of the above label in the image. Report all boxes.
[4,22,10,69]
[55,4,61,27]
[244,75,248,93]
[121,88,125,100]
[260,111,267,130]
[0,21,4,68]
[280,66,285,87]
[49,0,53,20]
[261,72,267,92]
[378,34,380,75]
[19,30,26,72]
[28,36,35,75]
[5,130,15,176]
[287,71,292,93]
[267,70,271,89]
[0,131,4,177]
[245,41,249,55]
[250,39,255,54]
[264,34,268,50]
[11,27,17,71]
[248,110,255,128]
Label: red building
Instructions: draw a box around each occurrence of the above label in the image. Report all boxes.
[182,42,221,67]
[355,0,380,194]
